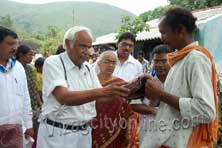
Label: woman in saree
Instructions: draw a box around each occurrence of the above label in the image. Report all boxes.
[92,50,132,148]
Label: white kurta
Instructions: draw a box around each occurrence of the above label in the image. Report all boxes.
[141,48,216,148]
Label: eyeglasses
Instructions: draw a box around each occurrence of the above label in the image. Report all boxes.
[26,52,34,57]
[102,59,117,65]
[153,59,168,65]
[120,42,134,49]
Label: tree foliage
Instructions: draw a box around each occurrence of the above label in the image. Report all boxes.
[139,6,165,22]
[168,0,222,10]
[16,26,64,55]
[139,5,177,22]
[0,14,13,29]
[116,14,149,38]
[139,0,222,23]
[0,14,64,55]
[38,26,64,54]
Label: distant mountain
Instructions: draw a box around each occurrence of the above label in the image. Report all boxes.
[0,0,135,37]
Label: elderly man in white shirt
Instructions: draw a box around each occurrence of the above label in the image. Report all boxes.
[141,8,217,148]
[0,27,33,148]
[37,26,129,148]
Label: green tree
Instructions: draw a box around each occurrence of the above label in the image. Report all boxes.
[0,14,13,29]
[168,0,222,10]
[139,5,177,22]
[38,26,64,54]
[16,25,64,55]
[116,14,149,38]
[0,15,64,55]
[47,26,59,38]
[139,0,222,23]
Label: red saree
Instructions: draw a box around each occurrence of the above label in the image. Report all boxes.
[127,112,140,148]
[92,78,132,148]
[0,124,23,148]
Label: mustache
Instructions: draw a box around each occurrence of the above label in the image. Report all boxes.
[123,49,130,53]
[10,50,16,54]
[83,53,89,56]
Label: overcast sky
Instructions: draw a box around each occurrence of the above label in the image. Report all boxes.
[11,0,169,15]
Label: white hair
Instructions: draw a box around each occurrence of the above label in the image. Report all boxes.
[94,50,117,74]
[63,26,93,50]
[97,50,116,63]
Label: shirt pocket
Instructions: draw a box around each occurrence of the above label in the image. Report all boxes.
[85,73,94,88]
[14,77,24,96]
[123,68,135,81]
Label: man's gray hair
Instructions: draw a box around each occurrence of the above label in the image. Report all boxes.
[63,26,93,50]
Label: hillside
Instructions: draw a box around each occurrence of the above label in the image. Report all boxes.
[0,0,135,37]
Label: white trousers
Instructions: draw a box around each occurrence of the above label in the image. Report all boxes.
[36,122,92,148]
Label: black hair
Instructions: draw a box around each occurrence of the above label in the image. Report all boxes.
[102,44,115,51]
[161,7,197,34]
[0,26,18,43]
[138,51,145,57]
[55,44,65,55]
[117,32,136,44]
[16,45,31,59]
[151,44,170,60]
[35,57,45,68]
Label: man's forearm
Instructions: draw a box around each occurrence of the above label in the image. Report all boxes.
[53,87,106,106]
[159,91,180,111]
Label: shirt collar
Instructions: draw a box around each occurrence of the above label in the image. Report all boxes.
[127,54,136,64]
[184,41,199,49]
[0,58,16,73]
[60,52,88,71]
[141,58,147,64]
[115,51,136,65]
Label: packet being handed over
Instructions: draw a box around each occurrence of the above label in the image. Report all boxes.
[124,75,147,100]
[124,70,157,101]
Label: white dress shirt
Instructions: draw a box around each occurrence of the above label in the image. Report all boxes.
[0,60,32,129]
[113,53,143,82]
[40,52,101,125]
[113,53,143,104]
[140,58,151,73]
[141,45,216,148]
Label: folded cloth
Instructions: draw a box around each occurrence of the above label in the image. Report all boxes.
[124,76,147,100]
[0,124,23,148]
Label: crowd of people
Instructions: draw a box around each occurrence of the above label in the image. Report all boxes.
[0,7,220,148]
